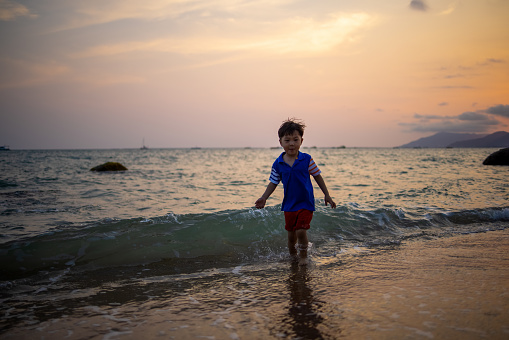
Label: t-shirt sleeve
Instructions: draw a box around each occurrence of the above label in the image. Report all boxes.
[308,158,321,177]
[269,165,281,184]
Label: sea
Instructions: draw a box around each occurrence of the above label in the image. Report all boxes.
[1,147,508,339]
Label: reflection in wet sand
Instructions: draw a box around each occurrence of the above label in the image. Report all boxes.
[283,262,327,339]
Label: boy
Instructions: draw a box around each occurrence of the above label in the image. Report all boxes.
[255,119,336,265]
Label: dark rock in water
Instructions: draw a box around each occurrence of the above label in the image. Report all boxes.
[483,148,509,166]
[90,162,128,171]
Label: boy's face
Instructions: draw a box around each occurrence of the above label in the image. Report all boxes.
[279,130,303,158]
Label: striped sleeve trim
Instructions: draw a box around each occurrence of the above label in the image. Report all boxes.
[308,158,321,177]
[269,166,281,184]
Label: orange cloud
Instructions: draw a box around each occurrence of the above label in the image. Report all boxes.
[71,12,374,59]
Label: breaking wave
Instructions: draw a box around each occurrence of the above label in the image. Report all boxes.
[1,203,508,281]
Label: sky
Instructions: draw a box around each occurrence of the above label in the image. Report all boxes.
[1,0,508,149]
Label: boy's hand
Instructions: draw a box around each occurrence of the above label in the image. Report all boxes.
[324,195,337,209]
[255,197,266,209]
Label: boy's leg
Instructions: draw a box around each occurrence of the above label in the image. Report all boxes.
[285,209,313,262]
[296,229,309,265]
[287,230,298,257]
[296,229,309,259]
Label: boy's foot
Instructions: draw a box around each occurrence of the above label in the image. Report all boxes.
[298,257,308,266]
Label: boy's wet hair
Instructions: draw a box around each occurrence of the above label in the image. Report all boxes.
[278,118,306,138]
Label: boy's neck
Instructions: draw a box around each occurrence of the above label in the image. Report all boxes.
[283,151,299,166]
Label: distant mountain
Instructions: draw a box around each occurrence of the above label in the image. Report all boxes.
[448,131,509,148]
[398,132,486,148]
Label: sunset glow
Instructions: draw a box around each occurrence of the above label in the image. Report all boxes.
[1,0,508,149]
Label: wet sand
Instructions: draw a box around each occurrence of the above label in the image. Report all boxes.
[3,229,509,339]
[321,229,509,339]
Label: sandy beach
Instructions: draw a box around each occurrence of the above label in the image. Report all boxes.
[317,228,509,339]
[3,228,508,340]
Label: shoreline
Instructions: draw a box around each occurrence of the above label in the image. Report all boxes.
[320,228,509,339]
[2,229,508,339]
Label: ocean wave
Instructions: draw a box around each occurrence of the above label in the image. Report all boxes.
[1,204,508,282]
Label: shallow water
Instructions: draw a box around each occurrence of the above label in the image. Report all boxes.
[2,231,508,339]
[1,148,508,338]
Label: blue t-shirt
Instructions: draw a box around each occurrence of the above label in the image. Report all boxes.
[269,152,321,212]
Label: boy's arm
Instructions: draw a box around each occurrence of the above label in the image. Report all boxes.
[255,182,278,209]
[313,174,337,208]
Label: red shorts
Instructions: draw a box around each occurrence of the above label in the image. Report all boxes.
[284,209,313,231]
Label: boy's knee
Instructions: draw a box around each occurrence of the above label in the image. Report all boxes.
[296,229,308,241]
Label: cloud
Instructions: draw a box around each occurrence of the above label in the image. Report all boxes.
[486,104,509,118]
[486,58,504,64]
[438,102,448,106]
[71,12,374,58]
[434,86,473,89]
[438,1,458,15]
[49,0,211,31]
[409,0,428,12]
[49,0,302,32]
[437,58,505,79]
[408,0,458,15]
[458,111,489,121]
[478,58,505,66]
[443,74,464,79]
[0,58,69,89]
[414,113,449,120]
[0,0,37,21]
[403,107,506,133]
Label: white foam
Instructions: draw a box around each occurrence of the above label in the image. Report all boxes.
[232,265,242,275]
